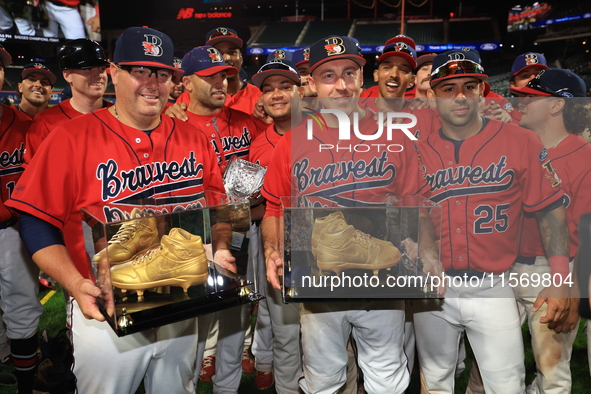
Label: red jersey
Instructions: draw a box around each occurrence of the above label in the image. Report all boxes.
[25,99,112,163]
[186,106,264,173]
[518,134,591,258]
[249,124,283,168]
[416,119,564,273]
[7,109,224,280]
[177,81,261,115]
[262,110,425,217]
[0,105,32,222]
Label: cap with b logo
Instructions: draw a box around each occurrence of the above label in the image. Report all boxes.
[181,46,239,77]
[252,55,301,89]
[21,63,57,86]
[266,49,293,63]
[292,47,310,67]
[430,49,488,87]
[378,40,417,70]
[509,68,586,98]
[511,52,548,76]
[205,27,243,49]
[309,36,366,74]
[385,34,416,49]
[114,26,179,74]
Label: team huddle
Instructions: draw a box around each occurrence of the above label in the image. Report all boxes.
[0,22,590,394]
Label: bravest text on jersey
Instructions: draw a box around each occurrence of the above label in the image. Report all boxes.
[0,143,25,168]
[425,156,514,202]
[97,152,202,201]
[210,128,252,155]
[294,151,394,192]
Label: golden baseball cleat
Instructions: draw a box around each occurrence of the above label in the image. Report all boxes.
[311,211,401,275]
[93,207,160,266]
[110,228,208,293]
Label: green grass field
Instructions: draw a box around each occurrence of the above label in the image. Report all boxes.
[0,287,589,393]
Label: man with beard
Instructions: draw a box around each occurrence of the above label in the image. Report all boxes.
[15,63,55,118]
[164,57,185,110]
[413,50,569,394]
[180,45,264,392]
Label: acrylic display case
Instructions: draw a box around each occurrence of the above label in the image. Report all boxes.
[81,191,263,337]
[280,195,443,302]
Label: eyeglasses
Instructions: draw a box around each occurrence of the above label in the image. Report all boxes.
[431,60,485,80]
[117,65,173,83]
[256,61,299,76]
[525,77,566,97]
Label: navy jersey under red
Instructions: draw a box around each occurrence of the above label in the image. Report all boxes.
[416,119,564,273]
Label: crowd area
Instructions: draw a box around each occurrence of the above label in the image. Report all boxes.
[0,22,591,394]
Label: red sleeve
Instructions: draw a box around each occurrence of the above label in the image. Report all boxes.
[261,133,291,217]
[177,91,190,105]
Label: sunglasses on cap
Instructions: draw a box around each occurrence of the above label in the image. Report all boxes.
[256,61,298,75]
[525,77,567,97]
[209,30,239,40]
[432,60,485,80]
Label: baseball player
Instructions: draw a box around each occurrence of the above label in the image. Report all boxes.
[164,57,184,111]
[24,38,111,163]
[0,43,43,394]
[174,27,262,118]
[180,45,264,391]
[412,49,570,394]
[291,47,316,98]
[248,56,305,392]
[413,54,436,99]
[509,68,591,394]
[7,26,224,394]
[261,35,436,393]
[15,63,56,118]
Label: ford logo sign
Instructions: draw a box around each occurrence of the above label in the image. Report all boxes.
[250,48,264,55]
[480,43,497,50]
[415,45,425,52]
[376,45,385,52]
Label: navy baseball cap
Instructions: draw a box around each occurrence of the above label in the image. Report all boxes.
[181,46,238,77]
[0,44,11,68]
[378,40,417,70]
[292,47,310,66]
[266,49,293,63]
[205,27,243,49]
[430,50,487,87]
[114,27,179,74]
[511,52,548,76]
[252,58,300,89]
[21,63,57,85]
[309,36,366,74]
[509,68,586,98]
[385,34,416,49]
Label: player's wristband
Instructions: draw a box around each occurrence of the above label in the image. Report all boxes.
[549,255,570,283]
